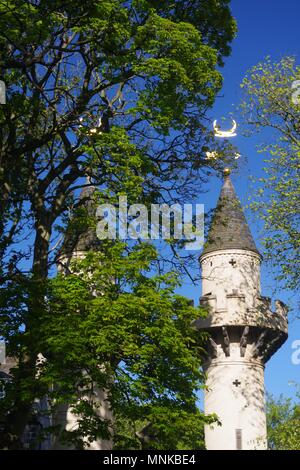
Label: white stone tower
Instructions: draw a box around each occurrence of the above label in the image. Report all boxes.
[194,171,288,450]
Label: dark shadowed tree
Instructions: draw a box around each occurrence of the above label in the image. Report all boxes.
[0,0,236,447]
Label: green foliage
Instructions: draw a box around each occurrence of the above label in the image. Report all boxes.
[29,242,211,449]
[0,0,236,271]
[0,0,235,448]
[240,57,300,292]
[267,390,300,450]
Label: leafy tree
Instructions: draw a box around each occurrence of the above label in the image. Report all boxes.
[267,391,300,450]
[0,0,236,447]
[240,57,300,293]
[0,0,236,276]
[1,241,214,449]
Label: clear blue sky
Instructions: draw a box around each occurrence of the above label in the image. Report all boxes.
[7,0,299,404]
[178,0,300,401]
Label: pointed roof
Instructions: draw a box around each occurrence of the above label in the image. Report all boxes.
[201,173,260,257]
[60,185,100,256]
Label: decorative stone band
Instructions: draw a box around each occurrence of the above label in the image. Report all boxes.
[193,314,287,367]
[200,248,262,264]
[194,323,287,366]
[205,359,265,369]
[196,295,288,334]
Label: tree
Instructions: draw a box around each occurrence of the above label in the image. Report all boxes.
[239,57,300,294]
[1,241,215,449]
[0,1,236,447]
[267,390,300,450]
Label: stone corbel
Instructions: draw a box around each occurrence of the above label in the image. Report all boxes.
[263,334,284,362]
[222,326,230,357]
[240,326,249,357]
[252,331,268,358]
[208,337,218,358]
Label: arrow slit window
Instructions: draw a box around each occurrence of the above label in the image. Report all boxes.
[235,429,242,450]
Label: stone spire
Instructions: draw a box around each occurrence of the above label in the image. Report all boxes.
[195,169,288,450]
[202,170,260,257]
[60,183,100,257]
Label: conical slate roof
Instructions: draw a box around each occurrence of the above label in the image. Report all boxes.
[60,185,100,256]
[201,174,260,257]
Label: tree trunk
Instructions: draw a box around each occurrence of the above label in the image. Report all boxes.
[0,212,51,449]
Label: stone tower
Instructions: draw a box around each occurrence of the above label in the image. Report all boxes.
[54,185,113,450]
[194,172,288,450]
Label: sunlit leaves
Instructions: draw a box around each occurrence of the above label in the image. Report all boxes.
[38,242,210,449]
[240,57,300,292]
[267,389,300,450]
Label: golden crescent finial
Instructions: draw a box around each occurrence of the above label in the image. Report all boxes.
[213,119,237,138]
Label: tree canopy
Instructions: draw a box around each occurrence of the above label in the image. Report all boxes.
[46,243,213,449]
[0,0,236,448]
[240,57,300,295]
[267,389,300,450]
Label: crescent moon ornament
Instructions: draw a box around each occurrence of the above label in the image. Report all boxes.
[213,119,237,138]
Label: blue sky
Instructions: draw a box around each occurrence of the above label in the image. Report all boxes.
[177,0,300,401]
[3,0,298,405]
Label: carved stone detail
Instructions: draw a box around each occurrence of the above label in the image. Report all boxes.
[240,326,249,357]
[252,331,268,358]
[222,326,230,356]
[208,337,218,358]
